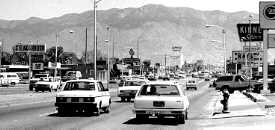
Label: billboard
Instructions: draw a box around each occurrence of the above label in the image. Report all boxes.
[32,63,44,70]
[237,23,263,42]
[260,1,275,29]
[232,51,263,67]
[14,44,46,52]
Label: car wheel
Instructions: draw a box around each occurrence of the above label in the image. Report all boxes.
[185,111,188,120]
[94,103,101,116]
[103,105,111,113]
[11,82,16,86]
[35,88,39,92]
[127,98,131,102]
[177,114,185,124]
[121,97,125,102]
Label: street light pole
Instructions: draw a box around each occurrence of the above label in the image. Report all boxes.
[206,24,227,74]
[93,0,102,80]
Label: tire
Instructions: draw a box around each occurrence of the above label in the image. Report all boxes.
[177,114,185,124]
[121,97,125,102]
[126,98,131,102]
[11,82,16,86]
[103,105,110,113]
[94,103,101,116]
[35,88,39,92]
[185,111,188,120]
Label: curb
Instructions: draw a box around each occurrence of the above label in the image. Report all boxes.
[243,91,268,102]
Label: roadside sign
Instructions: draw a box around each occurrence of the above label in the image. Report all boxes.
[14,44,46,52]
[237,23,263,42]
[129,48,135,56]
[260,1,275,29]
[268,34,275,48]
[32,63,44,70]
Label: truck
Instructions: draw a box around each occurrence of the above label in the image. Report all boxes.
[213,75,256,93]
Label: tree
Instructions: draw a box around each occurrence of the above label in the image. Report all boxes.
[80,50,105,64]
[45,46,64,63]
[1,51,11,65]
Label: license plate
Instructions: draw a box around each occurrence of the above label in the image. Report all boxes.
[79,98,84,102]
[153,101,165,107]
[67,98,71,103]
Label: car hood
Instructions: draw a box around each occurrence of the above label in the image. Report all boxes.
[119,86,141,91]
[56,91,101,97]
[35,81,58,85]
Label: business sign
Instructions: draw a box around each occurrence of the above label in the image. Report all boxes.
[31,54,45,62]
[122,58,140,64]
[32,63,44,70]
[268,34,275,48]
[14,44,46,52]
[48,62,61,69]
[243,46,262,52]
[237,23,263,41]
[260,1,275,29]
[129,48,135,56]
[232,51,263,66]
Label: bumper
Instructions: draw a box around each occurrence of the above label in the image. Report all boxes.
[118,93,136,98]
[55,102,97,108]
[133,108,187,116]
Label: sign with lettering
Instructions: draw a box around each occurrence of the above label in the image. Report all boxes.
[268,34,275,48]
[260,1,275,29]
[32,63,44,70]
[237,23,263,41]
[14,44,46,52]
[172,46,182,52]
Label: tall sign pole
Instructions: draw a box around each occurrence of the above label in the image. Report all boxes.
[93,0,97,80]
[259,1,275,93]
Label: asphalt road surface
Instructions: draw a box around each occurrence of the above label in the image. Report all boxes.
[0,81,220,129]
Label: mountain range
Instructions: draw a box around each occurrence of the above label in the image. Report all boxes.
[0,4,268,65]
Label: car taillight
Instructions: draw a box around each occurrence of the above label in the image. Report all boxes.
[84,97,94,102]
[56,97,66,102]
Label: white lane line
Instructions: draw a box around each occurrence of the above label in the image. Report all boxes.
[39,111,57,117]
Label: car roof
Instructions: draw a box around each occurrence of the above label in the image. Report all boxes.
[146,81,178,85]
[66,79,99,83]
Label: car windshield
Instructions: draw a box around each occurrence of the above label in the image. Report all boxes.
[216,76,233,81]
[63,81,95,91]
[124,81,145,86]
[139,84,180,96]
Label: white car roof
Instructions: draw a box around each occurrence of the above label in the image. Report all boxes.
[66,79,99,83]
[147,81,178,85]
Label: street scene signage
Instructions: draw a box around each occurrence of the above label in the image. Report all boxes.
[232,50,263,67]
[32,63,44,70]
[260,1,275,29]
[268,34,275,48]
[237,23,263,41]
[14,44,46,52]
[172,46,182,52]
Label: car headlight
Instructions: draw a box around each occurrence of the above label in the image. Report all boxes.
[56,97,66,102]
[84,97,95,102]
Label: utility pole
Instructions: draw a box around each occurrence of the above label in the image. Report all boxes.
[93,0,102,80]
[85,27,88,78]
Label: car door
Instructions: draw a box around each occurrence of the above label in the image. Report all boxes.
[97,82,109,107]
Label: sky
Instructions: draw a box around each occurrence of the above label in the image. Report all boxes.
[0,0,269,20]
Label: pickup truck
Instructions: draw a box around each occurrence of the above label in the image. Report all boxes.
[214,75,256,93]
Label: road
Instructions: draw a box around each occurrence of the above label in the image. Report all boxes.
[1,81,274,129]
[0,81,212,129]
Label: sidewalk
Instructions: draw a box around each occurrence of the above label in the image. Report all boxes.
[211,91,266,119]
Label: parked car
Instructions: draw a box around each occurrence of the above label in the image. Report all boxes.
[118,79,147,102]
[186,78,198,90]
[0,72,20,86]
[55,79,111,115]
[34,77,61,92]
[29,73,51,91]
[214,75,256,93]
[133,81,189,123]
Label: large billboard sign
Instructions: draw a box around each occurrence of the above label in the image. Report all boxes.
[232,51,263,66]
[14,44,46,52]
[237,23,263,42]
[260,1,275,29]
[268,34,275,48]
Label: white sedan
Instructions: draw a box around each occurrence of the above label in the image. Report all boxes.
[118,80,147,102]
[133,81,189,123]
[34,77,61,92]
[55,79,111,115]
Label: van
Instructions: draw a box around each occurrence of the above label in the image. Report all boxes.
[0,72,20,86]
